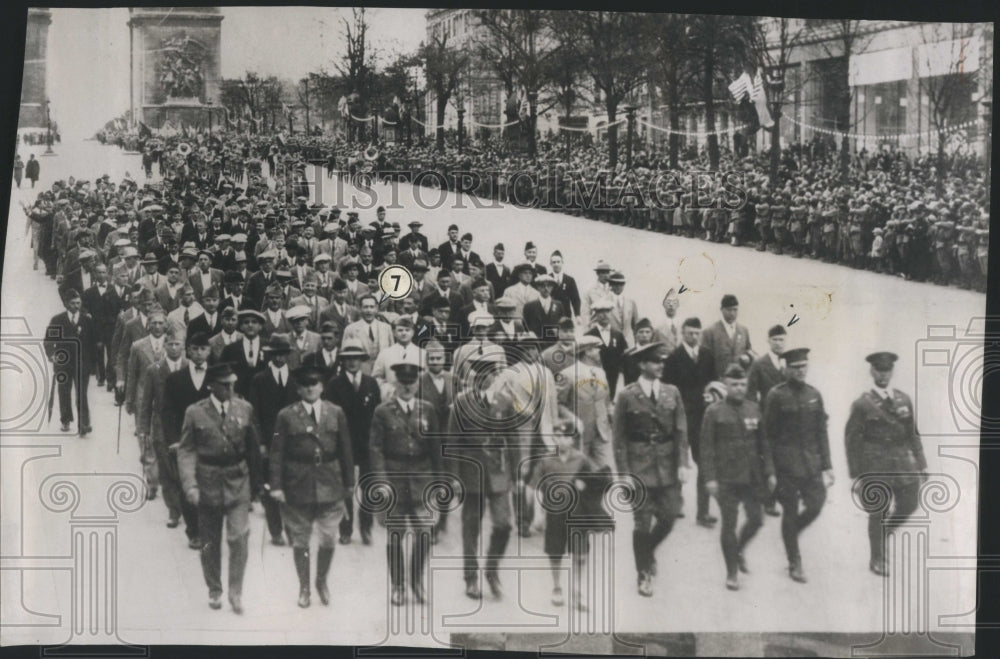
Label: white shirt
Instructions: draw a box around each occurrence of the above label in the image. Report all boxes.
[499,321,516,338]
[189,362,207,390]
[768,351,783,371]
[723,321,736,340]
[210,394,228,418]
[684,342,699,362]
[266,308,283,327]
[396,397,413,415]
[68,311,79,325]
[203,312,217,328]
[597,326,611,346]
[166,357,183,373]
[301,400,321,423]
[873,386,893,400]
[81,271,92,289]
[430,373,445,394]
[349,371,362,389]
[539,296,552,313]
[638,376,660,400]
[323,348,338,365]
[199,270,212,291]
[270,363,289,387]
[221,330,238,345]
[150,334,165,353]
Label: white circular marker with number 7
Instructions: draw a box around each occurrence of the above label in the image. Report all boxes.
[377,265,414,302]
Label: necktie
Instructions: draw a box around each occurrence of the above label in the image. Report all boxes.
[184,309,189,324]
[220,404,226,422]
[352,374,360,391]
[368,325,375,342]
[248,343,254,363]
[649,386,656,402]
[311,406,318,425]
[671,323,678,341]
[277,371,282,388]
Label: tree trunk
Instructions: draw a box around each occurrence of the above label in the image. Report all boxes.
[667,68,680,169]
[704,50,719,171]
[436,95,447,152]
[606,100,619,171]
[936,130,946,196]
[769,111,781,184]
[528,106,537,159]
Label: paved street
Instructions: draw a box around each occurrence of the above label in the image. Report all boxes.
[1,140,983,647]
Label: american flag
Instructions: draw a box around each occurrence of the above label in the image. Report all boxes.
[728,72,753,102]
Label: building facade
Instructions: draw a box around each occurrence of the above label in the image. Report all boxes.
[18,8,52,131]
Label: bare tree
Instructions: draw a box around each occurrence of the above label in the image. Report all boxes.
[917,22,981,193]
[748,17,809,184]
[686,14,755,171]
[646,13,698,168]
[335,8,375,141]
[473,10,561,157]
[550,10,649,170]
[419,34,468,151]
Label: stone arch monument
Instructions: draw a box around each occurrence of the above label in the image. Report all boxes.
[128,7,223,129]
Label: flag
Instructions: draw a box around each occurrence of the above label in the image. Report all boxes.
[750,71,774,129]
[728,72,752,102]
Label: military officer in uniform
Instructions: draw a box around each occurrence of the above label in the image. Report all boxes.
[177,363,264,614]
[700,364,775,591]
[763,348,832,584]
[369,359,442,606]
[612,342,689,597]
[448,345,515,601]
[269,365,355,608]
[845,351,927,577]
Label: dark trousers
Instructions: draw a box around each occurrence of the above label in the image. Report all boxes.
[340,453,373,538]
[631,484,681,575]
[198,499,250,598]
[387,515,432,589]
[857,474,921,563]
[688,426,711,519]
[717,482,764,577]
[93,344,106,383]
[260,457,284,540]
[56,369,90,428]
[775,475,827,562]
[152,440,185,523]
[461,489,512,582]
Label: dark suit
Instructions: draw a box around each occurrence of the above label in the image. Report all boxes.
[522,298,565,346]
[218,295,254,314]
[438,240,460,269]
[325,371,381,539]
[163,366,210,541]
[245,270,279,310]
[550,273,581,317]
[188,268,224,302]
[249,367,301,541]
[422,289,465,318]
[220,338,269,398]
[415,318,460,367]
[747,353,785,409]
[44,310,98,429]
[485,262,510,296]
[584,326,627,398]
[318,301,359,337]
[488,319,528,366]
[662,344,717,519]
[303,349,344,381]
[82,284,112,382]
[187,312,223,338]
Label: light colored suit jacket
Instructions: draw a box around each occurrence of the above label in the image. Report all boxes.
[126,335,163,413]
[700,320,753,379]
[652,317,682,355]
[371,342,426,399]
[209,330,243,361]
[342,319,394,374]
[607,294,639,347]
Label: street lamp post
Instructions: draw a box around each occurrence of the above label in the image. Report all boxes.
[457,105,466,154]
[206,99,213,135]
[44,99,54,155]
[624,105,636,171]
[766,69,785,183]
[982,99,992,167]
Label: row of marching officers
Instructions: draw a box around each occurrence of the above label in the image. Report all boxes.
[136,322,925,615]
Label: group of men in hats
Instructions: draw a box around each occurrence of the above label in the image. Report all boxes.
[37,160,929,609]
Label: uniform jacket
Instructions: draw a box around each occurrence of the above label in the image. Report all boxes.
[324,371,381,462]
[270,400,354,505]
[370,398,443,511]
[541,342,577,376]
[747,353,785,408]
[700,398,773,486]
[845,389,926,480]
[700,320,753,379]
[763,380,831,479]
[177,397,264,507]
[446,390,514,495]
[612,381,690,488]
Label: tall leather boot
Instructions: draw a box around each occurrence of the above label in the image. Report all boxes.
[315,546,334,605]
[294,547,311,608]
[228,533,248,614]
